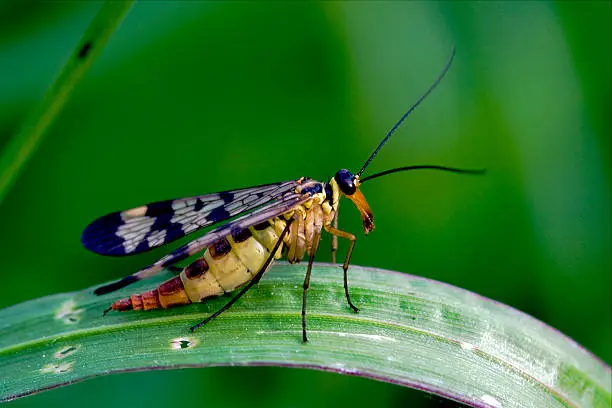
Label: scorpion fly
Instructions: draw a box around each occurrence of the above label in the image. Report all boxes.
[82,47,482,342]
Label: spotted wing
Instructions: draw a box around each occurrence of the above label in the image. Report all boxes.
[82,180,300,256]
[94,192,310,295]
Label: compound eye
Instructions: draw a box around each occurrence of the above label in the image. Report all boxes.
[334,169,356,195]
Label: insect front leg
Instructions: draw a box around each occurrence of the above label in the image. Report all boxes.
[324,225,359,313]
[330,202,339,264]
[189,218,294,333]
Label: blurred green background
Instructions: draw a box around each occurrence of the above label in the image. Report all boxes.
[1,1,610,406]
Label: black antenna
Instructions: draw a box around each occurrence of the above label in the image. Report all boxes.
[357,46,456,178]
[360,165,485,183]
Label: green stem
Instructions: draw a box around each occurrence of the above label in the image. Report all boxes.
[0,0,134,205]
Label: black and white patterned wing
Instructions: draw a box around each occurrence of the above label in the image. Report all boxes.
[94,192,310,295]
[82,180,300,256]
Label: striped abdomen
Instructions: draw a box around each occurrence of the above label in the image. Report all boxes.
[109,219,287,312]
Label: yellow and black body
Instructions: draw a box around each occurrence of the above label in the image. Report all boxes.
[107,174,374,342]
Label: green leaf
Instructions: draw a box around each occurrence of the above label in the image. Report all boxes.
[0,0,134,205]
[0,263,609,407]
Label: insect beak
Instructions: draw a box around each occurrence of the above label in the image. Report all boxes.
[346,188,374,234]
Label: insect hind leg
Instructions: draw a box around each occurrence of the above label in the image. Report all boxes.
[324,225,359,313]
[189,217,295,333]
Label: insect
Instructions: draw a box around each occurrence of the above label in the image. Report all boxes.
[82,47,482,342]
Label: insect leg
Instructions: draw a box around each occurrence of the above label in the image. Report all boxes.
[189,217,294,333]
[331,202,339,264]
[302,230,322,343]
[324,225,359,313]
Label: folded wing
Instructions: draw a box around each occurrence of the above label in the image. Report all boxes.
[82,180,299,256]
